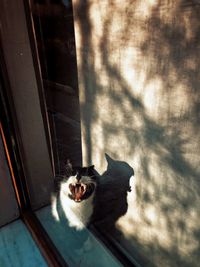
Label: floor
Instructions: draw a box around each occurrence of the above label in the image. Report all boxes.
[0,220,47,267]
[36,206,122,267]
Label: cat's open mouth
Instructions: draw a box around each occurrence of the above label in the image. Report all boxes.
[69,183,95,202]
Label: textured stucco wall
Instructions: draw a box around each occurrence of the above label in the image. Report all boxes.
[72,1,200,266]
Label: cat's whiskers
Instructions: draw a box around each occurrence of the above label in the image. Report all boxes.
[52,164,97,230]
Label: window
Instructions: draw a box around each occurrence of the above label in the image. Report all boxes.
[0,1,135,266]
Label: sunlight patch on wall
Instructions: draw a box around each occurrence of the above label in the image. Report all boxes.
[73,1,200,266]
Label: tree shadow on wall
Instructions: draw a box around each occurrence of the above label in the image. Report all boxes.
[74,1,200,267]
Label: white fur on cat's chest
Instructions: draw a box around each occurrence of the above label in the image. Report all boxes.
[59,190,94,230]
[52,170,96,231]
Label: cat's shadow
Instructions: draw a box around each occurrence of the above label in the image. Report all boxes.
[53,153,134,252]
[91,154,134,234]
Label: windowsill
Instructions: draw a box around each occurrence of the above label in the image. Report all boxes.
[36,205,122,267]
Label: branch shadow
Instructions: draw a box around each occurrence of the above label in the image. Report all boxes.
[73,1,200,267]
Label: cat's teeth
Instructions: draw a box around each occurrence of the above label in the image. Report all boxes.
[82,184,87,192]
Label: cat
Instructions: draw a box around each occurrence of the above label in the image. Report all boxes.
[51,162,97,231]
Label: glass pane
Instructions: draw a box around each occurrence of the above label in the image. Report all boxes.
[32,0,82,174]
[31,1,200,267]
[31,1,123,266]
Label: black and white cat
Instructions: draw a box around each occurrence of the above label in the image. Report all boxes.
[51,162,97,230]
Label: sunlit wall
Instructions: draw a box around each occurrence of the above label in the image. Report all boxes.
[72,1,200,266]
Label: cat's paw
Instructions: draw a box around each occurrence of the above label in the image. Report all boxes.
[51,195,60,222]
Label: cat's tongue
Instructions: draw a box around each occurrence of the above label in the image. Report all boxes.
[74,184,85,202]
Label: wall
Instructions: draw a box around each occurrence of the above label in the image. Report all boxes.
[72,1,200,267]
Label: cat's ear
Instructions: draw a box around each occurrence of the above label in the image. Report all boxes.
[105,153,115,166]
[88,165,95,170]
[88,165,96,179]
[65,159,73,176]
